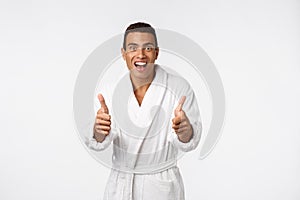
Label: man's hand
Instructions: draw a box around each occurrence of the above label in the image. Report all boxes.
[93,94,111,143]
[172,96,193,143]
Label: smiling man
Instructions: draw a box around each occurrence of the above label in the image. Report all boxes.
[121,26,159,107]
[88,22,202,200]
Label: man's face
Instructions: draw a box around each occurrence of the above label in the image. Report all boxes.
[121,32,159,81]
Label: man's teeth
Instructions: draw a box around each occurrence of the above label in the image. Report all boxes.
[135,62,147,67]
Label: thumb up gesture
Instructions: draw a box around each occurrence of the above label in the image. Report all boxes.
[93,94,111,142]
[172,96,193,143]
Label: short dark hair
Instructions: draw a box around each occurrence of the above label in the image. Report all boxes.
[123,22,158,50]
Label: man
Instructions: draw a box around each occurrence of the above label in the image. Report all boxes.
[88,22,202,200]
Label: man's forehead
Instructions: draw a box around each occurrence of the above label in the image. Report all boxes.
[126,32,155,44]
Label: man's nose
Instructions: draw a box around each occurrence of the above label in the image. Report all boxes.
[136,48,146,58]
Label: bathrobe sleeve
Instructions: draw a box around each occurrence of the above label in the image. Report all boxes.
[169,76,202,152]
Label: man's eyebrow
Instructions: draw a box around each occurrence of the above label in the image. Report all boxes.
[127,43,138,46]
[143,42,155,46]
[127,42,155,46]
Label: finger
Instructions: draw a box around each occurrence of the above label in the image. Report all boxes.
[98,125,111,131]
[100,107,109,113]
[172,116,181,125]
[97,113,111,121]
[94,126,110,135]
[98,130,109,135]
[98,93,109,113]
[175,127,189,135]
[95,119,111,125]
[173,121,189,130]
[177,126,188,133]
[172,124,180,130]
[175,96,186,112]
[97,107,109,114]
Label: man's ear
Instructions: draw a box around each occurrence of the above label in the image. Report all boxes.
[155,47,159,59]
[121,48,126,60]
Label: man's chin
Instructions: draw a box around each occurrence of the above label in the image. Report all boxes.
[131,69,153,79]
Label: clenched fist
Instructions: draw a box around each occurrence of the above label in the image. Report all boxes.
[93,94,111,143]
[172,96,193,143]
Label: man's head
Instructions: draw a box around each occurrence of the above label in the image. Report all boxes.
[123,22,158,50]
[121,22,159,81]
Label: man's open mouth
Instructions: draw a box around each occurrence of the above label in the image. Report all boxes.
[134,61,147,68]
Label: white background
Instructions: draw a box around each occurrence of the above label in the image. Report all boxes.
[1,0,300,199]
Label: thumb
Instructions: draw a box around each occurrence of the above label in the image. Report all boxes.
[98,93,108,113]
[174,96,186,116]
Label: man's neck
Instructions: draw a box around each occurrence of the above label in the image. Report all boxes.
[130,71,156,106]
[130,71,155,92]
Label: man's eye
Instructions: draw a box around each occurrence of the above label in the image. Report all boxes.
[145,46,153,51]
[128,46,137,51]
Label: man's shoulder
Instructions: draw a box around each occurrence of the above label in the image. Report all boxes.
[156,65,191,94]
[167,72,189,86]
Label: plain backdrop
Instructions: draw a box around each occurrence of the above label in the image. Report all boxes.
[1,0,300,199]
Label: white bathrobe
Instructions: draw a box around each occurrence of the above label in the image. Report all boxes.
[88,65,202,200]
